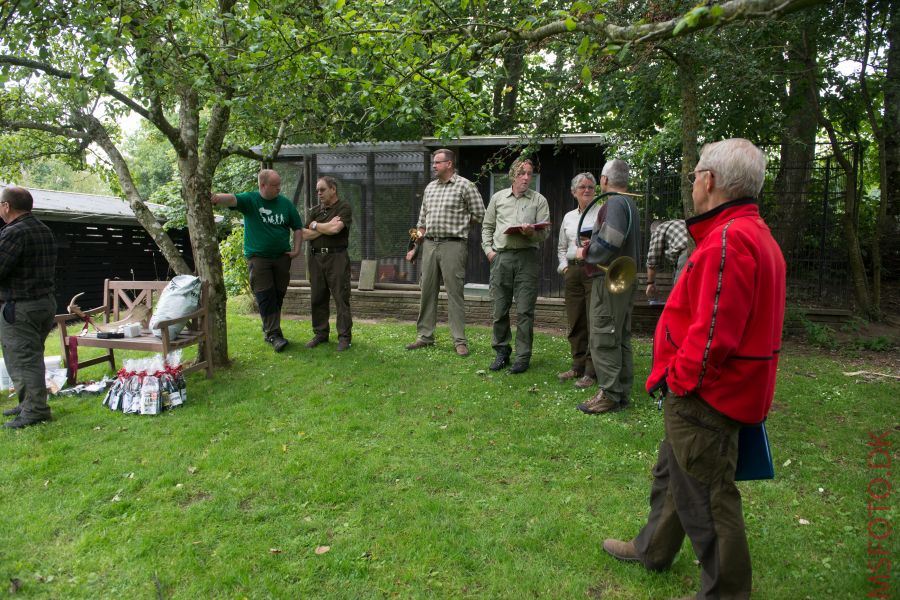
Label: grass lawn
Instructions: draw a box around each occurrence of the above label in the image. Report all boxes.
[0,312,897,598]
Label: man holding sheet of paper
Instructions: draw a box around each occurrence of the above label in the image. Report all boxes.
[481,157,550,375]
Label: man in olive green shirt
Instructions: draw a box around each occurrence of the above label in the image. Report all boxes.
[481,158,550,374]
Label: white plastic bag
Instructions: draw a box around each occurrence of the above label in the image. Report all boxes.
[150,275,201,339]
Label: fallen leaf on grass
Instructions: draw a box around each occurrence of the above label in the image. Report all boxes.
[188,466,198,474]
[315,546,330,555]
[782,459,792,467]
[798,518,810,525]
[93,426,101,431]
[476,369,486,376]
[9,578,21,594]
[269,548,282,554]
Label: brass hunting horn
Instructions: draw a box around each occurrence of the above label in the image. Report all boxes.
[577,191,638,295]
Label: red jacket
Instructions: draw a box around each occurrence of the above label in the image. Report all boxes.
[646,199,786,424]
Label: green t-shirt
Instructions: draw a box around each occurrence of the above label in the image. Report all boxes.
[232,191,304,258]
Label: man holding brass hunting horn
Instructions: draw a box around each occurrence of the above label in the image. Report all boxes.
[575,159,641,415]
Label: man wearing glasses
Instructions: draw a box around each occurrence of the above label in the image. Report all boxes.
[0,186,57,428]
[602,139,786,600]
[406,149,485,357]
[303,176,353,352]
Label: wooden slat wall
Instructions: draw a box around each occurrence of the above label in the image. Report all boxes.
[49,221,194,313]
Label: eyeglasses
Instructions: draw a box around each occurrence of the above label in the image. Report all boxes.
[432,159,450,165]
[687,169,712,184]
[575,185,595,191]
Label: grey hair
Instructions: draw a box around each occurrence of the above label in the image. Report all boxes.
[696,138,766,199]
[601,159,629,188]
[570,172,597,194]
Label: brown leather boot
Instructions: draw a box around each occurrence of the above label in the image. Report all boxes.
[578,390,624,414]
[602,538,640,562]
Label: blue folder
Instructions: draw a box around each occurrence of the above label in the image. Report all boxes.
[735,422,775,481]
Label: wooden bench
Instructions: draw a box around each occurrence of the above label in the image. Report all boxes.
[55,279,213,381]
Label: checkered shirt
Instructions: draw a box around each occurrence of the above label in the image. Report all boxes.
[0,213,57,301]
[417,173,485,238]
[646,219,689,270]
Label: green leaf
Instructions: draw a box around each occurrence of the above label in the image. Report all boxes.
[461,0,470,10]
[335,0,346,10]
[121,15,132,24]
[564,17,577,31]
[673,18,689,35]
[581,65,591,83]
[576,35,590,56]
[571,1,591,14]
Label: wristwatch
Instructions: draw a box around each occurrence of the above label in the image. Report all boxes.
[311,222,318,231]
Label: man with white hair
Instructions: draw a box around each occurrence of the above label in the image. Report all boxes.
[212,169,303,352]
[602,139,786,600]
[575,158,641,414]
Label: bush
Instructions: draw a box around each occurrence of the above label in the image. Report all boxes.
[220,227,250,297]
[784,306,837,348]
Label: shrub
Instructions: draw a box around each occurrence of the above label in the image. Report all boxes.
[220,227,250,297]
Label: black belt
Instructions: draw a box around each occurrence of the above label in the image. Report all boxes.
[311,247,347,255]
[426,236,464,242]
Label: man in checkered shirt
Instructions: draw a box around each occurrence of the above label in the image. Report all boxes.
[405,148,485,356]
[645,219,690,300]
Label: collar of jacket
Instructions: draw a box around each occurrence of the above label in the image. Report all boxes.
[686,198,758,243]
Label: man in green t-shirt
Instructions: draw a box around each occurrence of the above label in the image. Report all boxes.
[211,170,303,352]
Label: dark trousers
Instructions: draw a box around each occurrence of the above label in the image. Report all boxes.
[563,263,595,378]
[0,294,56,420]
[248,254,292,338]
[634,393,751,599]
[490,248,540,363]
[308,251,352,342]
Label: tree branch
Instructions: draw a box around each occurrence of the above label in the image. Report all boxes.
[0,54,183,145]
[477,0,826,49]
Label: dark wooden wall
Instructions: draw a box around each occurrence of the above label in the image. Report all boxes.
[49,221,194,313]
[452,143,607,297]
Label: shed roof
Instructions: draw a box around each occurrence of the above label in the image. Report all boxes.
[273,134,609,158]
[422,133,610,147]
[1,185,168,225]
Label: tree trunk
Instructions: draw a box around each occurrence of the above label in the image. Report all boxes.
[491,41,526,133]
[677,53,699,217]
[773,18,819,256]
[804,36,876,318]
[878,1,900,308]
[176,89,230,368]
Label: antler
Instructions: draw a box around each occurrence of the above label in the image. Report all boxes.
[67,293,87,318]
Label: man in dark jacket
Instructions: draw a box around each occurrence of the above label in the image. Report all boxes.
[602,139,786,599]
[303,176,353,352]
[576,159,641,414]
[0,186,58,428]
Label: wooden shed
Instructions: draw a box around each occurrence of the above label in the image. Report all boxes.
[0,186,194,312]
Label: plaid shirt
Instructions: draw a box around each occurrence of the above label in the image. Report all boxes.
[417,173,485,238]
[646,219,689,270]
[0,213,57,301]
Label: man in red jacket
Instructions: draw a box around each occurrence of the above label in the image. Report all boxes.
[602,139,786,599]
